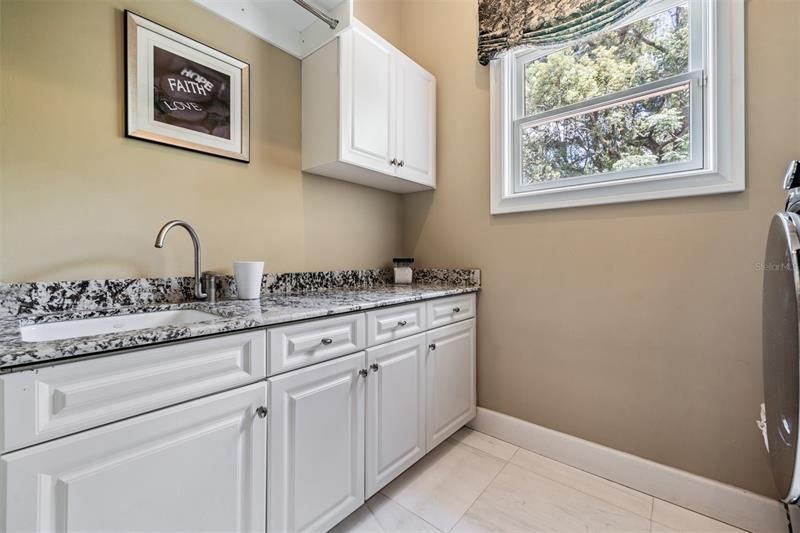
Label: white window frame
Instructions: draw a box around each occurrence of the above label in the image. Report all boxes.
[490,0,744,214]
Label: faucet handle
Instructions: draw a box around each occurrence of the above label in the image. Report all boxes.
[202,271,219,303]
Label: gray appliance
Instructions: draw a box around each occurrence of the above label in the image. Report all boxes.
[763,160,800,530]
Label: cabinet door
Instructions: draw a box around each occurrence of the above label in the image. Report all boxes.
[340,27,395,174]
[365,334,426,497]
[1,383,267,533]
[268,352,366,533]
[395,55,436,186]
[426,319,476,450]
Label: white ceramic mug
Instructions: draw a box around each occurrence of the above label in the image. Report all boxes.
[233,261,264,300]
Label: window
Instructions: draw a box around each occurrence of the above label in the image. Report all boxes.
[490,0,744,214]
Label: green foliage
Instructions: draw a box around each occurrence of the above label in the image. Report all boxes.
[522,5,691,183]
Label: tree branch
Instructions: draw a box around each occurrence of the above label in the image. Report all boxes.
[630,29,669,55]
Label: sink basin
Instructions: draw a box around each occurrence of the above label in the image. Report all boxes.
[20,309,221,342]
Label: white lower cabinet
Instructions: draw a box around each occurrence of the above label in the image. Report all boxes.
[365,334,427,498]
[426,318,477,449]
[0,295,477,533]
[267,351,366,533]
[267,309,476,532]
[0,383,267,533]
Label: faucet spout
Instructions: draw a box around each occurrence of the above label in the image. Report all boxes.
[154,220,207,300]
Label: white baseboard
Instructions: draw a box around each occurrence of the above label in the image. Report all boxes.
[469,407,786,533]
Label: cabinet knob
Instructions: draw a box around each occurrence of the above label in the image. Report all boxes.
[397,320,408,327]
[390,158,398,166]
[256,406,268,419]
[359,368,369,377]
[452,307,461,313]
[321,338,333,345]
[398,160,405,167]
[370,363,380,372]
[428,343,436,351]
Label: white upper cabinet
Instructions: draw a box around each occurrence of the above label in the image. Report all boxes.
[395,53,436,185]
[302,21,437,193]
[341,27,395,175]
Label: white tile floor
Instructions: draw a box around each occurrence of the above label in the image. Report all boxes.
[332,428,747,533]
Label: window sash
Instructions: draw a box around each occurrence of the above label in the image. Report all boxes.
[513,0,697,120]
[507,0,706,195]
[511,71,705,193]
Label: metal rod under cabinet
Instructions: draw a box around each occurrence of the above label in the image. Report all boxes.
[293,0,339,30]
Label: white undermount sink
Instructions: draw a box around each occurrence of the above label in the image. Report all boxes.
[20,309,221,342]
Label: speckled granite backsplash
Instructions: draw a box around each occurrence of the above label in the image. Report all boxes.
[0,268,480,317]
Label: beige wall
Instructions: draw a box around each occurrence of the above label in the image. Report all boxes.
[354,0,402,46]
[0,0,403,282]
[400,0,799,496]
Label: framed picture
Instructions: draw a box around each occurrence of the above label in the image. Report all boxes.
[124,11,250,162]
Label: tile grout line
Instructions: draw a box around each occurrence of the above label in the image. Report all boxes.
[649,494,655,533]
[466,428,657,524]
[444,446,516,532]
[506,451,654,522]
[367,494,445,533]
[447,434,520,462]
[377,437,499,533]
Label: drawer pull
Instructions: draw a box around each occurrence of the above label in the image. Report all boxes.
[397,320,408,327]
[256,406,268,419]
[321,338,334,345]
[452,307,461,313]
[369,363,380,372]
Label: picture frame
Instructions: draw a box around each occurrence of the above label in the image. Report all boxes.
[124,10,250,162]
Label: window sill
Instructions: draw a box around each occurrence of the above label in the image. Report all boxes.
[490,167,745,214]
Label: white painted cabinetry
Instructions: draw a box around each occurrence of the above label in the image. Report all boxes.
[302,21,436,193]
[270,294,476,532]
[0,293,476,533]
[0,330,266,453]
[426,318,477,449]
[1,383,267,532]
[365,333,427,497]
[395,53,436,185]
[267,351,366,533]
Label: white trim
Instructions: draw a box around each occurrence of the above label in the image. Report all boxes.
[490,0,745,214]
[469,407,786,533]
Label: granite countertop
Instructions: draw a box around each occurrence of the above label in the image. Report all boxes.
[0,283,479,373]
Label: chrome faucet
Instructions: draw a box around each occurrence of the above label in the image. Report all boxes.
[154,220,216,302]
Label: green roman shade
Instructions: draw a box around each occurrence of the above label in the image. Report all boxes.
[478,0,650,65]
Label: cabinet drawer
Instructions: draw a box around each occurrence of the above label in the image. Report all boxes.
[267,313,366,375]
[426,293,476,329]
[366,303,426,347]
[0,330,266,453]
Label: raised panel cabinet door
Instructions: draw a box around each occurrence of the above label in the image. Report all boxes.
[426,319,476,450]
[1,383,268,533]
[365,334,427,497]
[268,351,366,533]
[339,26,395,174]
[396,55,436,186]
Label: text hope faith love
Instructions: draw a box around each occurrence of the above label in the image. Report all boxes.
[162,68,216,112]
